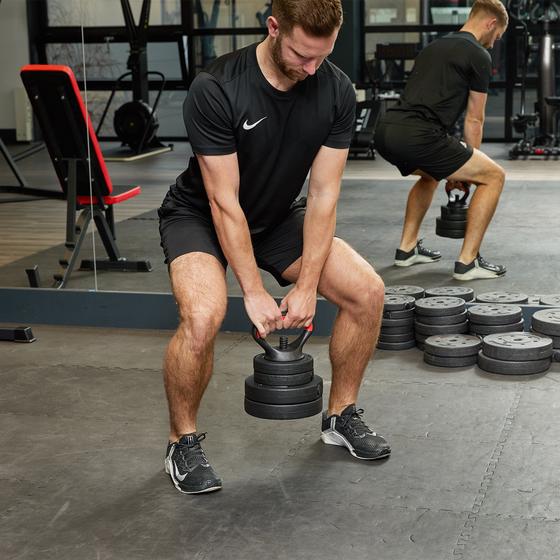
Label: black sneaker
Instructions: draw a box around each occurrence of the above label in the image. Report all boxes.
[394,239,441,267]
[321,404,391,460]
[164,433,222,494]
[453,254,506,281]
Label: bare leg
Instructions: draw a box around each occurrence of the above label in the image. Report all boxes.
[283,238,384,415]
[399,175,440,251]
[164,252,227,441]
[447,149,506,263]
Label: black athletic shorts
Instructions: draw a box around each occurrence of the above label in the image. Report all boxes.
[158,195,306,287]
[374,120,473,181]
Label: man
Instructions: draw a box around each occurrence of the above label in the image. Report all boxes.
[374,0,508,281]
[158,0,389,495]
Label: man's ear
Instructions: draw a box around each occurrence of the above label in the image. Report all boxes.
[267,15,280,38]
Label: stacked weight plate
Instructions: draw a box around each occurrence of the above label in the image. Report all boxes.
[436,203,468,238]
[424,286,475,302]
[478,332,553,375]
[532,309,560,349]
[468,304,524,336]
[414,297,469,350]
[423,334,482,367]
[475,291,529,304]
[539,295,560,306]
[245,330,323,420]
[378,294,416,350]
[385,285,425,300]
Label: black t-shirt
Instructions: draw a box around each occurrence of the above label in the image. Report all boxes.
[384,32,492,131]
[167,42,356,233]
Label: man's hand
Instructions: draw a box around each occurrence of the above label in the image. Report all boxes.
[280,286,317,330]
[244,290,283,338]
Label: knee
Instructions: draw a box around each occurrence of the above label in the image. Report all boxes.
[354,269,385,315]
[488,164,506,190]
[177,305,225,355]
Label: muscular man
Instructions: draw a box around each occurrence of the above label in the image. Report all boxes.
[375,0,508,281]
[158,0,390,495]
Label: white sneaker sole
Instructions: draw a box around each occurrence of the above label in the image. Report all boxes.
[453,268,506,281]
[394,254,441,267]
[164,457,222,494]
[321,430,391,461]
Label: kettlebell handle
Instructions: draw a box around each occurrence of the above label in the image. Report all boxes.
[445,180,470,206]
[252,323,313,362]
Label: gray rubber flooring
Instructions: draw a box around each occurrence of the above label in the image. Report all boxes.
[1,178,559,297]
[1,324,560,559]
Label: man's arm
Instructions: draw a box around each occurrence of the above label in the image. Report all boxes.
[281,145,348,329]
[197,152,283,337]
[463,90,487,149]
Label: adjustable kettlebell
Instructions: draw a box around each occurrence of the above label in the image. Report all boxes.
[244,324,323,420]
[436,181,470,239]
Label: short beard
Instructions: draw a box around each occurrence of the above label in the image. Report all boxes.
[271,34,302,82]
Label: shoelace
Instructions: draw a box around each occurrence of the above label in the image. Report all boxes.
[340,408,375,437]
[477,254,494,269]
[177,432,210,469]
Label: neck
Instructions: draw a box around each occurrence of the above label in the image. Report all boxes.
[460,22,483,43]
[256,37,297,92]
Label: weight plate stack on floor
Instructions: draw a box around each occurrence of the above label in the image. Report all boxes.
[468,304,524,336]
[245,327,323,419]
[531,308,560,349]
[539,295,560,306]
[475,291,529,304]
[477,332,553,376]
[377,294,416,350]
[436,203,468,238]
[423,334,482,367]
[385,285,425,300]
[414,297,468,350]
[424,286,475,302]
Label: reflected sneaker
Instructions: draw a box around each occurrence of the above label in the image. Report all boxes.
[164,432,222,494]
[394,239,441,267]
[321,404,391,460]
[453,254,506,281]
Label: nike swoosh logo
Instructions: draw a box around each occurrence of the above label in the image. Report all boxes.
[174,461,188,481]
[243,117,268,130]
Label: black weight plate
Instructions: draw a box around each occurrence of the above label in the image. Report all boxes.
[470,320,524,336]
[415,310,468,325]
[539,295,560,306]
[244,396,323,420]
[532,309,560,337]
[382,316,415,328]
[254,353,313,375]
[424,286,475,302]
[424,352,478,367]
[476,291,529,304]
[383,308,415,319]
[377,339,417,350]
[381,324,416,335]
[435,226,465,239]
[467,304,523,326]
[436,217,468,230]
[440,205,468,221]
[245,375,323,405]
[385,285,425,300]
[416,342,425,351]
[383,294,416,311]
[477,351,551,376]
[378,331,415,343]
[482,333,553,361]
[415,320,469,336]
[253,369,314,387]
[531,329,560,348]
[415,296,466,317]
[424,334,482,357]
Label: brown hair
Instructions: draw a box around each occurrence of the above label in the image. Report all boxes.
[272,0,343,37]
[469,0,509,27]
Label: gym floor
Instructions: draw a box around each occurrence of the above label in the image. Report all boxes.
[1,143,560,559]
